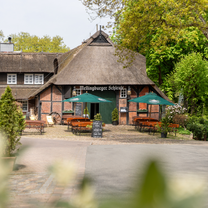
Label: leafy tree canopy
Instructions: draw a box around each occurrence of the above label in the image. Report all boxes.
[3,32,70,53]
[82,0,208,61]
[168,52,208,115]
[0,30,4,42]
[146,27,208,86]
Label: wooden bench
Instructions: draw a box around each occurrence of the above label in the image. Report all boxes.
[25,120,45,135]
[168,124,179,136]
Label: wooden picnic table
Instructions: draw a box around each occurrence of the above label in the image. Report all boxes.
[25,120,45,134]
[67,117,89,130]
[137,121,179,136]
[71,121,93,135]
[132,116,159,126]
[62,115,76,124]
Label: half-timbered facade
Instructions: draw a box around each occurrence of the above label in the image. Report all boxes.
[0,31,171,124]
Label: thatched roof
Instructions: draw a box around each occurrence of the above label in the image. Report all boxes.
[29,30,170,102]
[0,52,62,73]
[0,85,40,100]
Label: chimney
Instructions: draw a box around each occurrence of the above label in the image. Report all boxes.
[8,37,12,43]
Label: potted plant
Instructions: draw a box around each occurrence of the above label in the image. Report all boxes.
[94,113,102,121]
[112,108,119,125]
[62,109,74,115]
[83,107,89,118]
[0,86,25,171]
[157,116,170,138]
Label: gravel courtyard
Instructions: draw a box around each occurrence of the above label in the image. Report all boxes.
[22,124,207,145]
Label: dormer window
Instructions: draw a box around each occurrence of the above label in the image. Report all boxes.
[24,74,33,84]
[7,74,17,84]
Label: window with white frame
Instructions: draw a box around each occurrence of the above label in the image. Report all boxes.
[18,100,28,112]
[7,74,17,84]
[35,74,44,84]
[120,88,127,98]
[74,88,81,96]
[24,74,33,84]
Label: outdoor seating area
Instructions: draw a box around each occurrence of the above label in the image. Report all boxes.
[134,119,179,136]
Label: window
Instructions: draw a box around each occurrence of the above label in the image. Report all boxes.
[120,88,127,98]
[18,100,28,112]
[35,74,44,84]
[24,74,33,84]
[74,88,81,96]
[7,74,17,84]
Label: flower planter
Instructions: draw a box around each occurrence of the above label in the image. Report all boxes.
[112,121,118,125]
[161,132,167,138]
[2,157,16,172]
[137,110,148,113]
[83,114,89,118]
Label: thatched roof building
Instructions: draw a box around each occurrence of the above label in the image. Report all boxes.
[0,52,61,73]
[29,30,169,100]
[0,52,62,99]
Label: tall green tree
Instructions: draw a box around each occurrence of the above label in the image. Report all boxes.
[146,27,208,87]
[0,86,25,156]
[0,30,4,42]
[8,32,70,53]
[82,0,208,62]
[168,52,208,115]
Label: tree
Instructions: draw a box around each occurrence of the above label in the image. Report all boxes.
[0,30,4,42]
[82,0,208,62]
[146,27,208,86]
[8,32,70,53]
[0,86,25,156]
[168,52,208,115]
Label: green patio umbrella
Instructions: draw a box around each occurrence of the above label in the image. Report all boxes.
[128,92,174,118]
[62,93,112,118]
[62,93,112,103]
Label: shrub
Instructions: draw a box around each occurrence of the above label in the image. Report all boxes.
[177,126,192,135]
[112,108,119,121]
[166,104,186,123]
[173,114,189,128]
[94,113,102,121]
[187,123,208,140]
[0,86,25,156]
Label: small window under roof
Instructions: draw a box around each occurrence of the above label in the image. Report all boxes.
[92,33,109,43]
[89,31,112,46]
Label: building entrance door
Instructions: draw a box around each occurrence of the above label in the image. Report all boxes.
[90,103,99,119]
[87,90,116,124]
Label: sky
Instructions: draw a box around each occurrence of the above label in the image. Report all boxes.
[1,0,112,49]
